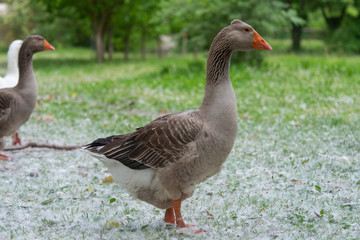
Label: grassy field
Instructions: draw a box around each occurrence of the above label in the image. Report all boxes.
[0,45,359,239]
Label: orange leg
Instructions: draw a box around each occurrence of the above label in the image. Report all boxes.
[12,132,21,146]
[171,199,186,228]
[0,153,13,161]
[170,200,205,234]
[163,207,175,224]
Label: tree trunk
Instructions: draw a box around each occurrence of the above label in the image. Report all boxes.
[181,32,188,55]
[94,25,105,63]
[141,27,147,60]
[157,36,163,59]
[124,34,131,61]
[193,45,198,58]
[287,0,307,52]
[291,24,303,52]
[108,27,114,61]
[74,0,123,63]
[321,5,347,35]
[92,14,109,63]
[123,24,133,61]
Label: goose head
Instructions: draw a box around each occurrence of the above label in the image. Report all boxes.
[20,35,55,55]
[223,19,272,51]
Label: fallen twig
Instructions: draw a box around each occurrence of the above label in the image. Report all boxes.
[4,142,83,151]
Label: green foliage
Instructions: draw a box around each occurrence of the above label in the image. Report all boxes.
[324,1,360,53]
[38,0,123,17]
[327,16,360,53]
[231,51,265,67]
[111,0,164,52]
[26,45,359,133]
[1,0,359,61]
[164,0,293,50]
[0,0,91,47]
[0,0,46,42]
[161,0,298,65]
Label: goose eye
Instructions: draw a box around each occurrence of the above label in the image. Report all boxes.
[244,28,250,32]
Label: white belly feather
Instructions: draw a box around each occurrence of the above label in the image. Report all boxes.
[87,151,170,203]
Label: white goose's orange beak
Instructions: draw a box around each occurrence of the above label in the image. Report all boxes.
[252,30,272,51]
[44,40,55,51]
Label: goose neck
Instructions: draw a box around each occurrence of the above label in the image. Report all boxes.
[7,58,18,75]
[205,39,233,86]
[15,50,35,90]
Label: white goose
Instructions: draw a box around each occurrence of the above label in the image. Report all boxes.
[0,39,23,88]
[84,20,272,228]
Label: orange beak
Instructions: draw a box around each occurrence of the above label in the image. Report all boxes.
[252,30,272,51]
[44,40,55,51]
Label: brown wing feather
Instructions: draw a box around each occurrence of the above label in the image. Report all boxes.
[87,111,203,170]
[0,89,15,124]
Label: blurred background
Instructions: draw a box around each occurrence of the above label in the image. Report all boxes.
[1,0,359,63]
[0,2,359,238]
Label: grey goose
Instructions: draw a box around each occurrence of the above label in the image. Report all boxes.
[0,35,55,161]
[0,40,24,146]
[84,20,272,228]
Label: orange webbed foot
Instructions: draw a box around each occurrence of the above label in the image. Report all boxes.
[170,199,207,234]
[177,222,207,234]
[0,153,13,161]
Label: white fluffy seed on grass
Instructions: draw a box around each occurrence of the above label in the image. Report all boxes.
[340,155,350,164]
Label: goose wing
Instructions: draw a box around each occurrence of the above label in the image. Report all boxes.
[85,111,203,170]
[0,89,15,124]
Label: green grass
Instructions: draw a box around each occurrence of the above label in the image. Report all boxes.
[0,45,359,239]
[30,47,360,134]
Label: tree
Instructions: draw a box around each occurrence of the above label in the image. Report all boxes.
[37,0,124,63]
[0,0,91,47]
[163,0,299,57]
[113,2,136,61]
[323,0,360,53]
[137,0,162,60]
[285,0,308,52]
[105,0,165,61]
[284,0,354,52]
[319,0,351,35]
